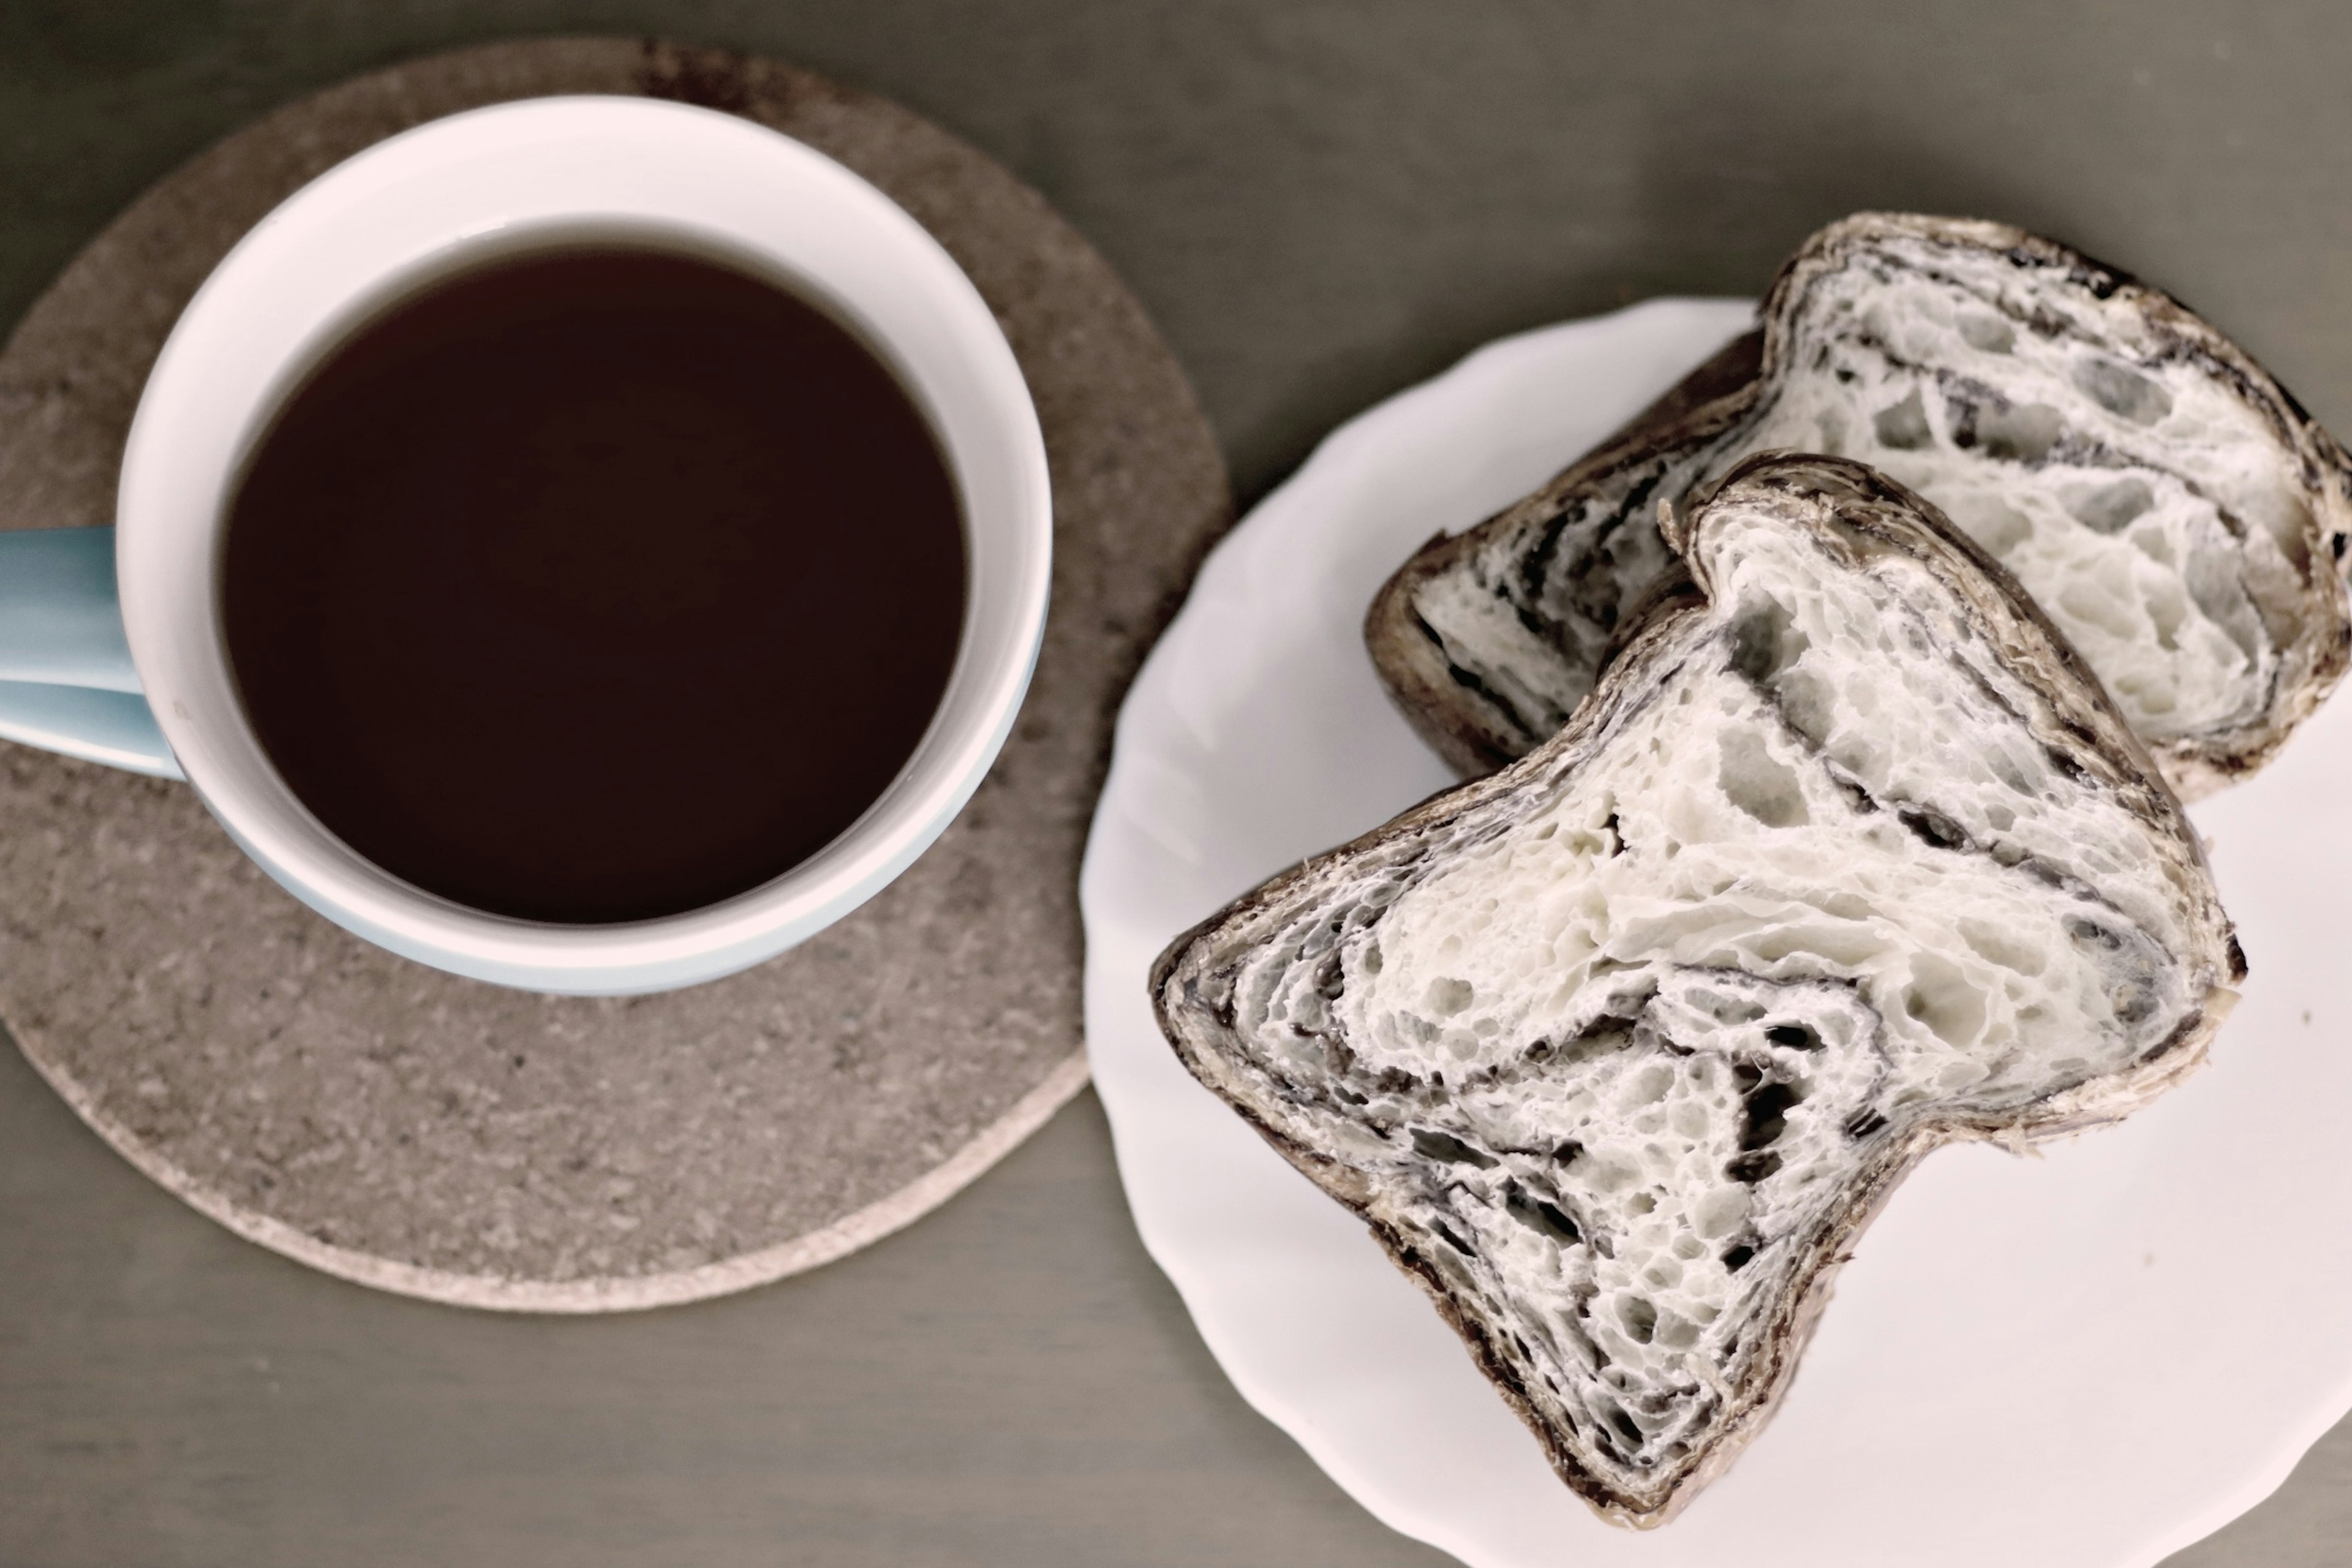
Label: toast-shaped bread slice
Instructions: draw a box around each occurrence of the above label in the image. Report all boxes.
[1368,213,2352,797]
[1159,455,2242,1527]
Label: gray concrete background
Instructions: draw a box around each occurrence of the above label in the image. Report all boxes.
[5,2,2351,1562]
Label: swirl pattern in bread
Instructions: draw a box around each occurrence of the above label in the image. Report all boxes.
[1367,213,2352,799]
[1159,455,2242,1526]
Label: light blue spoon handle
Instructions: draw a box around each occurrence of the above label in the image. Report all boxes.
[0,527,183,778]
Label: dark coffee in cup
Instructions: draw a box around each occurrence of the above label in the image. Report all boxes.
[222,246,967,925]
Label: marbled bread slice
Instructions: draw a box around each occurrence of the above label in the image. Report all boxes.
[1159,454,2242,1527]
[1368,213,2352,797]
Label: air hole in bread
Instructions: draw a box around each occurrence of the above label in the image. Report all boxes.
[1872,388,1933,450]
[1505,1183,1584,1245]
[1414,1128,1499,1168]
[2074,355,2173,425]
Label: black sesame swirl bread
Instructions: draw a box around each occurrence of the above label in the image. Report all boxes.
[1367,213,2352,798]
[1157,454,2242,1528]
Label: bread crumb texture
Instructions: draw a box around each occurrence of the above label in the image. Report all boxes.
[1164,457,2239,1525]
[1391,214,2352,797]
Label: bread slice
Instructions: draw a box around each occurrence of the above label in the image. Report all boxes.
[1158,454,2242,1527]
[1367,213,2352,798]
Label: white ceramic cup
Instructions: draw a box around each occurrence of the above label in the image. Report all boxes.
[41,96,1052,994]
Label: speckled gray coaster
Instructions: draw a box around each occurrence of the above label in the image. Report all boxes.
[0,38,1228,1311]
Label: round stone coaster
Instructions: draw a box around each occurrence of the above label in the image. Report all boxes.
[0,38,1229,1311]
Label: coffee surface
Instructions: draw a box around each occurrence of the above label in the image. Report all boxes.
[223,247,967,924]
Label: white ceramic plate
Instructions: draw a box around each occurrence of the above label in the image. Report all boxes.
[1080,298,2352,1568]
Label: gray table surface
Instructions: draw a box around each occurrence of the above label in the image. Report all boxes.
[6,3,2351,1563]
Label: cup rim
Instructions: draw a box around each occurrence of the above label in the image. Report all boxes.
[116,96,1052,993]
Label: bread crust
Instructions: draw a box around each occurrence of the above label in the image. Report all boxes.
[1166,454,2242,1526]
[1363,330,1763,776]
[1366,213,2352,798]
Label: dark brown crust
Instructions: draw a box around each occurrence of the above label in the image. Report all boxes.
[1362,529,1528,775]
[1163,453,2241,1526]
[1363,526,1515,774]
[1365,211,2352,799]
